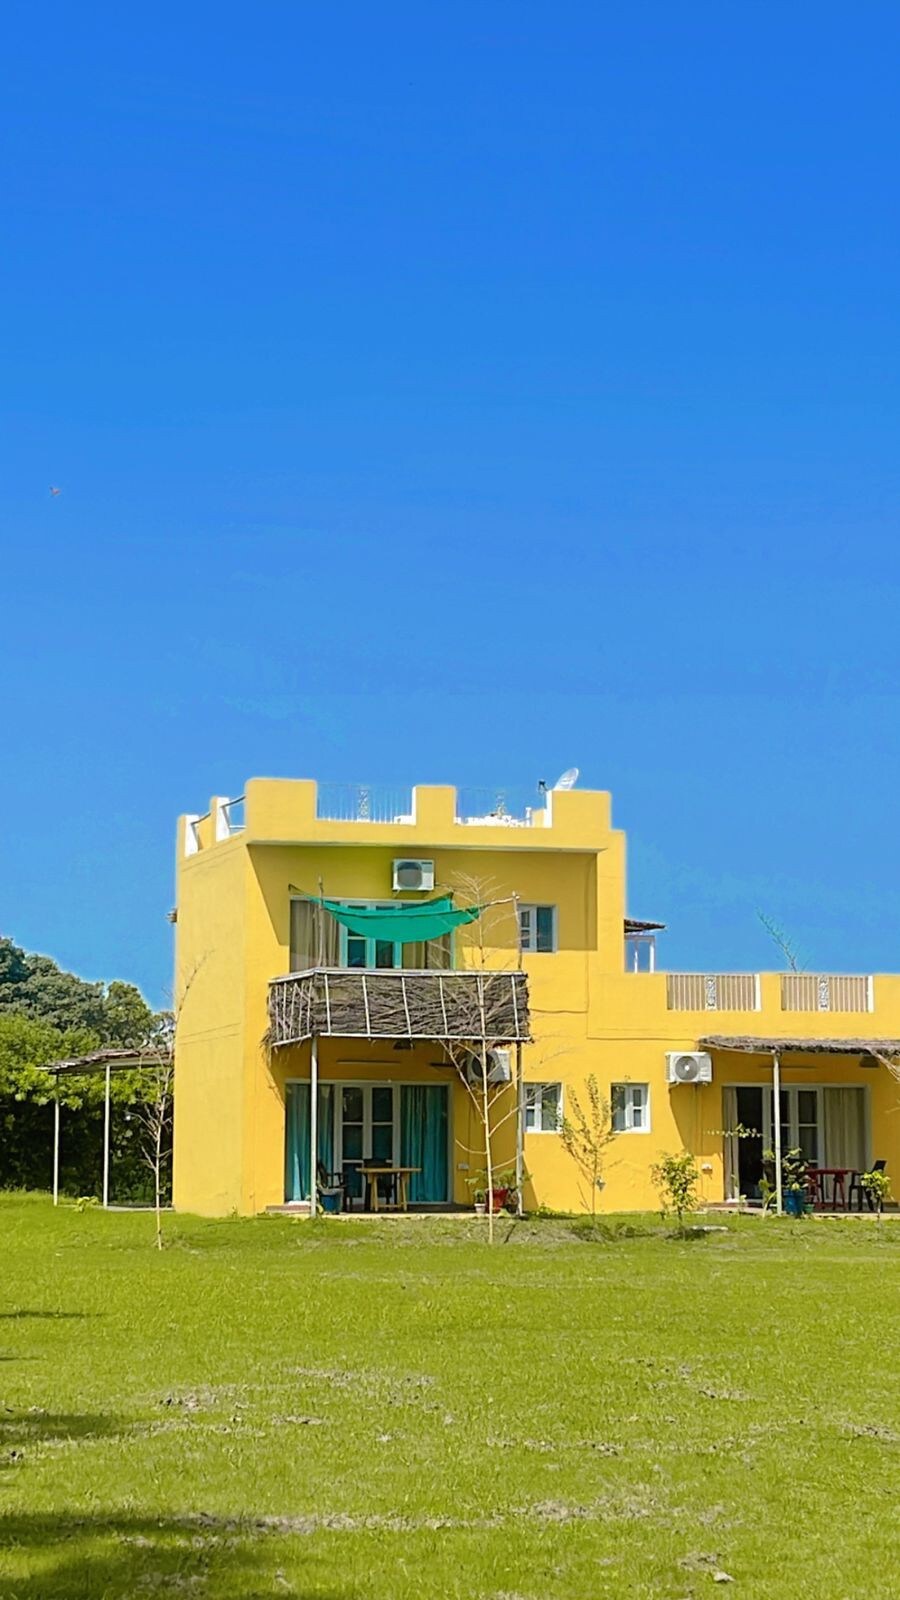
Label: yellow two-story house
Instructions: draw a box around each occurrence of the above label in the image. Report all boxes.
[172,777,900,1217]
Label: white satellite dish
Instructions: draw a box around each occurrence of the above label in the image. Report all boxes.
[553,766,579,791]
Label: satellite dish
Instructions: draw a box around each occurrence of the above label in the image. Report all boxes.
[553,767,579,791]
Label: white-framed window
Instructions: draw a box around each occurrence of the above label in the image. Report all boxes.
[519,904,557,953]
[524,1082,562,1132]
[611,1082,650,1133]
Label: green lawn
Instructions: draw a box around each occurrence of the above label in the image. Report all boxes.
[1,1196,898,1599]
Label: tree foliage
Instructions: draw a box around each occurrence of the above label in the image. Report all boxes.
[0,935,154,1044]
[0,938,165,1201]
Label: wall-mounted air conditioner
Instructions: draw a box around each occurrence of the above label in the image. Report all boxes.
[666,1051,713,1085]
[464,1048,512,1085]
[393,858,435,892]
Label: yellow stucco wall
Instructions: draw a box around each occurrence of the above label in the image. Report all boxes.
[173,780,900,1215]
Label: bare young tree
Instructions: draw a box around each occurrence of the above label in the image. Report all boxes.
[133,961,202,1249]
[560,1074,616,1216]
[136,1024,174,1251]
[440,873,524,1244]
[757,911,805,972]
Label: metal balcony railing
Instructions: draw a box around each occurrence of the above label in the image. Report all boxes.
[315,784,415,824]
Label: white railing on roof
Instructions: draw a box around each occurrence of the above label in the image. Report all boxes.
[219,796,245,837]
[316,783,415,824]
[667,973,761,1011]
[455,787,537,828]
[781,973,873,1013]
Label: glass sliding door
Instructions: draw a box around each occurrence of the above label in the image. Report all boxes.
[336,1084,400,1208]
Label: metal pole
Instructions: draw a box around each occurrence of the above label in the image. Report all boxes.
[773,1052,783,1216]
[309,1036,319,1219]
[52,1082,60,1206]
[515,1042,525,1217]
[102,1059,111,1209]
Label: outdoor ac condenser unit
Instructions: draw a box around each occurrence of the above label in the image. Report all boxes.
[666,1051,713,1085]
[392,858,435,892]
[465,1048,512,1085]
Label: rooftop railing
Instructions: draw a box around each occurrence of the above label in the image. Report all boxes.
[454,787,539,828]
[315,783,415,824]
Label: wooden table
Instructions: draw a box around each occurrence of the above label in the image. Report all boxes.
[360,1165,421,1213]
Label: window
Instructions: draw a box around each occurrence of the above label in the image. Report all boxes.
[519,904,557,953]
[524,1082,562,1132]
[611,1083,650,1133]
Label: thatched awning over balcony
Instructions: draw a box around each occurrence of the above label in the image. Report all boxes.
[268,967,530,1048]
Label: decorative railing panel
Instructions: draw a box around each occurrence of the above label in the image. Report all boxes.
[780,974,873,1013]
[666,973,760,1011]
[268,968,530,1046]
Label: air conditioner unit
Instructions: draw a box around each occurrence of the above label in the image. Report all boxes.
[392,858,435,892]
[464,1048,512,1085]
[666,1051,712,1085]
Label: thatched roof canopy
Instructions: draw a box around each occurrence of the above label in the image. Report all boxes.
[42,1047,173,1078]
[624,918,666,934]
[700,1035,900,1057]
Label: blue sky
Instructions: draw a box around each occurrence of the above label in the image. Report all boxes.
[3,5,900,1004]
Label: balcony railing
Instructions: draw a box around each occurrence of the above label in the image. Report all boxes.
[454,787,538,828]
[667,973,760,1011]
[268,967,531,1047]
[315,784,415,824]
[217,796,245,837]
[781,974,873,1013]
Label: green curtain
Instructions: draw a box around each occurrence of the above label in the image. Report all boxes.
[318,896,480,944]
[284,1083,335,1201]
[401,1084,448,1203]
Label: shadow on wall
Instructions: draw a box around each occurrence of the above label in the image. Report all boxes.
[0,1511,364,1600]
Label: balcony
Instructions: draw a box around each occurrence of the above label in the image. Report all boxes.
[268,967,530,1048]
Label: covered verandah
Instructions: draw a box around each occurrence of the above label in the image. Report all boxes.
[701,1034,899,1214]
[268,966,531,1216]
[42,1046,174,1208]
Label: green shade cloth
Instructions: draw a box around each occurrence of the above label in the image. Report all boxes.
[318,895,481,944]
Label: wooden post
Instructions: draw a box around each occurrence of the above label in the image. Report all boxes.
[102,1059,112,1209]
[515,1042,525,1217]
[52,1081,60,1206]
[772,1051,783,1216]
[309,1036,319,1219]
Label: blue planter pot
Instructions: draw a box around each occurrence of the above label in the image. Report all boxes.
[784,1189,806,1216]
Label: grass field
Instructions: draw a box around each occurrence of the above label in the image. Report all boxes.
[1,1195,898,1599]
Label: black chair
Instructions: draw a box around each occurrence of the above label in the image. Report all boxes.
[316,1161,347,1209]
[847,1159,886,1212]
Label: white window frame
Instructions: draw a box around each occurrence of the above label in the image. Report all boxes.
[611,1082,651,1134]
[524,1081,563,1133]
[519,903,558,954]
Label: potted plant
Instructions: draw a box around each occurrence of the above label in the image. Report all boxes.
[467,1169,523,1215]
[860,1168,890,1214]
[472,1189,486,1217]
[762,1146,810,1215]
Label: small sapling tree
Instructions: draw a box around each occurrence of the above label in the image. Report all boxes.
[560,1075,616,1217]
[651,1149,700,1235]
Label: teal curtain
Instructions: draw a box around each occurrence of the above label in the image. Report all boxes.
[318,896,480,943]
[401,1085,448,1203]
[284,1083,335,1201]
